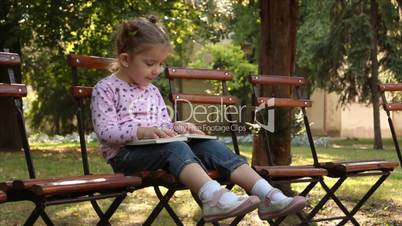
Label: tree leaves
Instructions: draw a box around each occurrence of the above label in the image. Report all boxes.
[6,0,216,134]
[297,0,402,105]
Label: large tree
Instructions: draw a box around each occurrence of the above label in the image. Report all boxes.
[252,0,298,168]
[297,0,402,149]
[369,0,382,149]
[0,0,212,142]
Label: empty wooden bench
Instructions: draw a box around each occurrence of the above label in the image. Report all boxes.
[249,75,329,225]
[379,83,402,168]
[250,74,399,226]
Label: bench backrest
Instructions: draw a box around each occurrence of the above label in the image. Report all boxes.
[379,83,402,167]
[0,52,35,178]
[165,67,241,155]
[249,74,318,166]
[67,54,114,175]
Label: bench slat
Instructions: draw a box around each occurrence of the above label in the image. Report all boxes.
[0,83,27,97]
[0,191,6,203]
[12,173,127,190]
[322,160,399,176]
[171,93,238,105]
[328,159,384,164]
[249,75,305,86]
[384,103,402,111]
[257,97,312,108]
[167,67,233,81]
[342,161,399,172]
[70,86,93,98]
[254,165,327,178]
[0,52,21,66]
[378,84,402,92]
[31,176,141,196]
[67,54,114,70]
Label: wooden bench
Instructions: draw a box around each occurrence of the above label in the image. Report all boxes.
[250,74,399,225]
[253,165,327,178]
[0,52,142,226]
[379,83,402,168]
[321,160,399,176]
[249,75,330,225]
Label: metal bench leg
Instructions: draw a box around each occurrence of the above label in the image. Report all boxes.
[319,179,359,226]
[229,214,245,226]
[306,176,346,222]
[40,212,54,226]
[336,173,390,226]
[96,194,127,226]
[90,199,106,219]
[154,186,183,226]
[143,187,181,226]
[24,203,54,226]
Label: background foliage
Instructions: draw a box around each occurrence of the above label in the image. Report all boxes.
[2,0,401,135]
[297,0,402,103]
[189,42,257,105]
[5,0,226,134]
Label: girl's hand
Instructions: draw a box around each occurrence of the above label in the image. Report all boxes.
[173,121,188,134]
[173,121,205,135]
[137,127,177,139]
[187,123,205,135]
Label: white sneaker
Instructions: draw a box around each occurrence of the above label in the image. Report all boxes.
[258,188,306,220]
[202,188,260,222]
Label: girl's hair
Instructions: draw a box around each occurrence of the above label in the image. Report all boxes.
[110,15,171,71]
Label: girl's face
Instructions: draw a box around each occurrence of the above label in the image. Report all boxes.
[118,44,170,87]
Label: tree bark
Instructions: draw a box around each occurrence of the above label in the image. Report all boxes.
[0,0,23,150]
[369,0,383,150]
[253,0,298,167]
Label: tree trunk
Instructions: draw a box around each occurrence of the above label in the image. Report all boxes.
[0,0,23,150]
[369,0,383,150]
[253,0,297,168]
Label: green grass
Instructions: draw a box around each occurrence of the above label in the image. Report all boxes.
[30,141,98,150]
[0,139,401,225]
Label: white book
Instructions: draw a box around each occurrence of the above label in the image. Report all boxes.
[184,134,218,140]
[126,134,217,146]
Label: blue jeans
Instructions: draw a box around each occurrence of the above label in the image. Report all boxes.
[109,139,248,180]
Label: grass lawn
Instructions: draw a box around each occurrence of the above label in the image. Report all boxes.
[0,138,401,225]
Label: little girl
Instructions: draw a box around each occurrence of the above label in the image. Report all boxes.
[91,16,306,222]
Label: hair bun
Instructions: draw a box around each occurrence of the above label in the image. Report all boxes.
[124,21,138,31]
[122,20,138,37]
[147,15,158,24]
